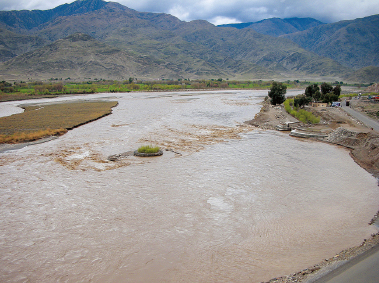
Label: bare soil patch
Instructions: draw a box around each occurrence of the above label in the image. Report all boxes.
[246,100,379,177]
[245,100,367,133]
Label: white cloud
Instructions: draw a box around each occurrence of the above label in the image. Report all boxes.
[168,5,191,21]
[0,0,71,11]
[118,0,379,23]
[210,16,241,25]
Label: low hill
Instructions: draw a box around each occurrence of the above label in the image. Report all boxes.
[345,66,379,83]
[283,14,379,69]
[0,28,47,62]
[219,17,324,37]
[0,33,187,80]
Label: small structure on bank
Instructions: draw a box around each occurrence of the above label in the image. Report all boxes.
[289,129,328,139]
[276,121,300,131]
[312,102,328,108]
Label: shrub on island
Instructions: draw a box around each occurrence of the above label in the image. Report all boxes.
[137,145,160,153]
[134,145,163,157]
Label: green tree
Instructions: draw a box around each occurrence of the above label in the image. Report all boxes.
[321,82,333,95]
[294,95,312,108]
[129,82,139,90]
[268,82,287,105]
[318,82,340,103]
[321,92,339,104]
[313,90,321,101]
[305,84,319,98]
[333,85,341,97]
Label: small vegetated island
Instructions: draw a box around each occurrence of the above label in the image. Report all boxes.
[134,145,163,157]
[0,100,118,143]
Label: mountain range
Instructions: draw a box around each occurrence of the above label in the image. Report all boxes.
[219,18,325,37]
[0,0,378,82]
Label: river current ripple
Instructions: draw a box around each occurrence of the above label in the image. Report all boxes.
[0,90,378,282]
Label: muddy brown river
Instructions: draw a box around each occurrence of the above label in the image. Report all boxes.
[1,90,378,282]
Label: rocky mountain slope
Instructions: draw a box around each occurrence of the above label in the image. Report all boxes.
[0,28,48,62]
[0,0,108,32]
[0,33,187,80]
[219,17,324,37]
[282,14,379,70]
[346,66,379,83]
[0,0,376,81]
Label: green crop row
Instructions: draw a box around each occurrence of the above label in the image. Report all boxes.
[284,99,320,124]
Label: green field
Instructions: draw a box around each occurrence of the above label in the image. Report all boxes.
[0,79,312,102]
[1,79,374,103]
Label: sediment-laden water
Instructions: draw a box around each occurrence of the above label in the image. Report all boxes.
[1,90,378,282]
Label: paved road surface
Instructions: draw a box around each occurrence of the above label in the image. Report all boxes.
[342,99,379,132]
[313,243,379,283]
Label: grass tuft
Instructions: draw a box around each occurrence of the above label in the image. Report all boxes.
[137,145,161,153]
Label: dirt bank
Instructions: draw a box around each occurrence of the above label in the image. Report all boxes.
[263,233,379,283]
[246,100,379,177]
[246,100,379,282]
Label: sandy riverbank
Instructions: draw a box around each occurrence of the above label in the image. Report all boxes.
[245,100,379,282]
[0,136,59,153]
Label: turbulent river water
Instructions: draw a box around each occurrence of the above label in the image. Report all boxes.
[1,90,378,282]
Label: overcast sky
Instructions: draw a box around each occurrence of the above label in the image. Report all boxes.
[1,0,378,25]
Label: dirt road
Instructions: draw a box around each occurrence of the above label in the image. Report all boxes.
[342,100,379,132]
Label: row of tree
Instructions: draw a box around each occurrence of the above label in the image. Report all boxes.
[305,83,341,104]
[268,82,340,106]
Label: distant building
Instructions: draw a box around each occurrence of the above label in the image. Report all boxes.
[312,102,328,107]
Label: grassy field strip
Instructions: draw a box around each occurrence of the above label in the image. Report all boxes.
[0,100,118,143]
[284,99,320,124]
